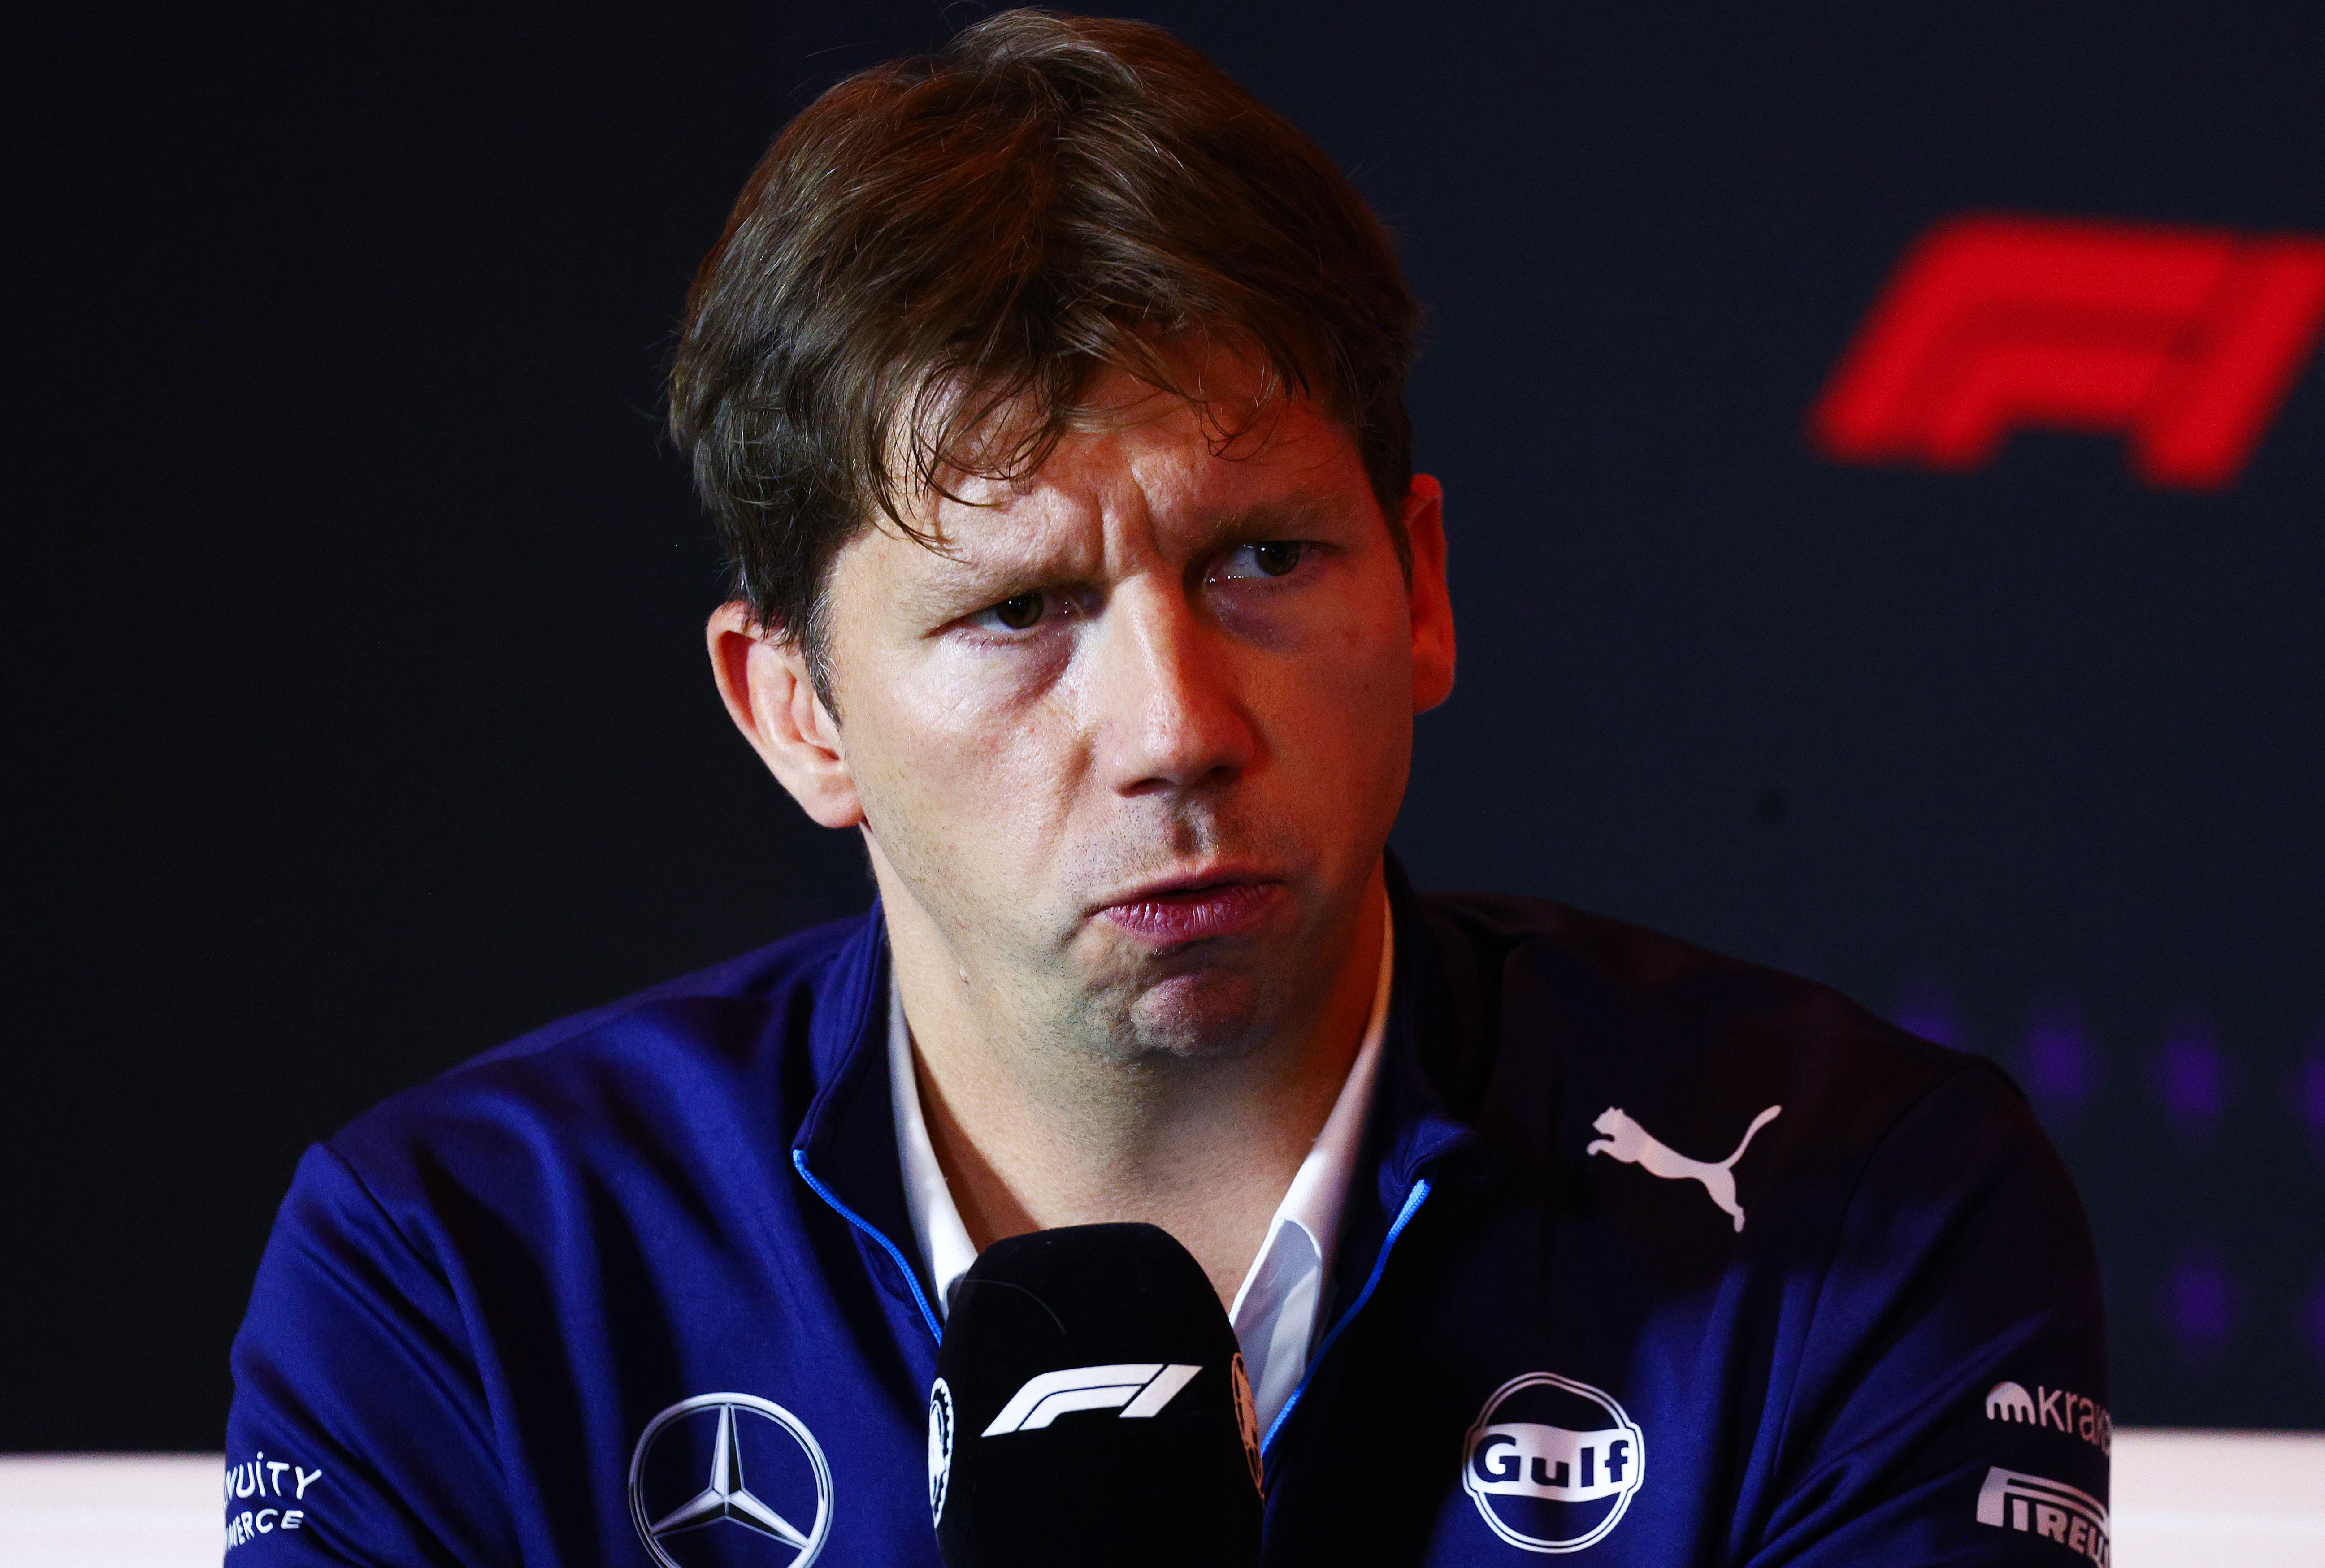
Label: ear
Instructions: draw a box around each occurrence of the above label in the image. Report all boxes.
[1402,474,1456,714]
[706,602,865,830]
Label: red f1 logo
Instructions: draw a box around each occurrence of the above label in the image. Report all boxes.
[1812,215,2325,489]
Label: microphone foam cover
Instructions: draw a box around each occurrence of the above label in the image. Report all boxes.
[928,1223,1263,1568]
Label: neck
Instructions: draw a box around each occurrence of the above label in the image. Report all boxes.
[876,850,1388,1307]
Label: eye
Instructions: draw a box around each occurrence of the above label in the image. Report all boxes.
[968,590,1052,635]
[1210,541,1306,582]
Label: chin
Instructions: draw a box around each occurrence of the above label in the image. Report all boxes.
[1117,967,1273,1062]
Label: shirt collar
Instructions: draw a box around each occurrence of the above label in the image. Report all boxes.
[889,971,980,1317]
[887,891,1397,1331]
[1226,892,1395,1326]
[1225,893,1395,1431]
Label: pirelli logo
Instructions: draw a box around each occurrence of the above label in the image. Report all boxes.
[1976,1466,2110,1564]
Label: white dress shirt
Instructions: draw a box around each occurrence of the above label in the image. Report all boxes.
[889,896,1396,1435]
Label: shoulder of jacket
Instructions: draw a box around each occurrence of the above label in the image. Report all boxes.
[1417,886,2020,1112]
[321,912,868,1179]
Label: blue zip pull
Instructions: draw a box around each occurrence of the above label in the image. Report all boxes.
[792,1147,945,1344]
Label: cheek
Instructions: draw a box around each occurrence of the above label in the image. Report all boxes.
[1283,607,1416,827]
[1288,586,1414,745]
[849,659,1082,840]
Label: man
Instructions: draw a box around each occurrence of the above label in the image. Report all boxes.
[226,12,2108,1565]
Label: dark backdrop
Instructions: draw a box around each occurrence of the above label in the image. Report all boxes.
[10,0,2322,1450]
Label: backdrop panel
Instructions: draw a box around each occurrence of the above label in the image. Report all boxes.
[8,0,2320,1448]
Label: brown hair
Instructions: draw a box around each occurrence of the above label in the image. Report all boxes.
[668,9,1421,712]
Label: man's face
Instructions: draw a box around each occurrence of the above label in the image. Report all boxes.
[805,360,1453,1061]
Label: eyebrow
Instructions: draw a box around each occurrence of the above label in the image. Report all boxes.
[1200,490,1340,547]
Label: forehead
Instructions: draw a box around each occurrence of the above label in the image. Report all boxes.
[884,383,1375,577]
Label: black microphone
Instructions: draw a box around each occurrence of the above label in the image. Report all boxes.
[927,1223,1264,1567]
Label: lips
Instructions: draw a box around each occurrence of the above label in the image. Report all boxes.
[1097,873,1281,946]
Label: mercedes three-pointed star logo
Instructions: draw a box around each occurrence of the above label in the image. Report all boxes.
[627,1393,833,1568]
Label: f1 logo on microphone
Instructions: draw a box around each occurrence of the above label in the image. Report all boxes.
[1812,214,2325,489]
[982,1364,1202,1435]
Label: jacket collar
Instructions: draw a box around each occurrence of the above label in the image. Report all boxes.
[788,849,1497,1324]
[788,905,938,1325]
[1319,851,1495,1319]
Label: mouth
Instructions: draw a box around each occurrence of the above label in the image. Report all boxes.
[1096,870,1282,948]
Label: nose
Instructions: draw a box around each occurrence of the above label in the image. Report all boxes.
[1089,579,1256,797]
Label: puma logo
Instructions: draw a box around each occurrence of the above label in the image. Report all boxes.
[1587,1104,1783,1232]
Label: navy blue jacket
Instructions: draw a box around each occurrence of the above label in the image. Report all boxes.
[225,854,2110,1565]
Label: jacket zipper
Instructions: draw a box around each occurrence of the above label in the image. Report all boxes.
[792,1148,946,1343]
[1260,1175,1434,1465]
